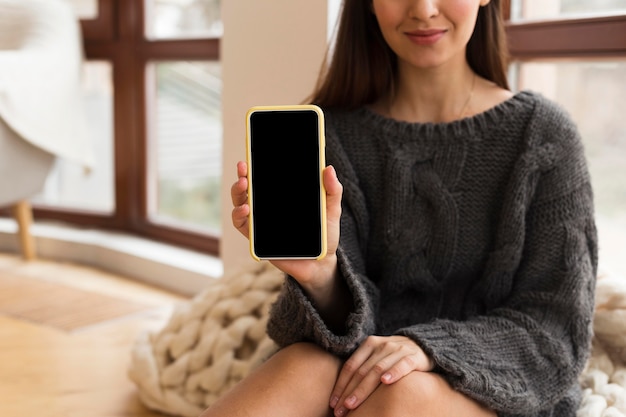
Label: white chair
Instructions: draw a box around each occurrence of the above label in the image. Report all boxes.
[0,0,93,260]
[0,118,55,259]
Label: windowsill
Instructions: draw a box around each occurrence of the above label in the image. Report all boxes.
[0,218,222,296]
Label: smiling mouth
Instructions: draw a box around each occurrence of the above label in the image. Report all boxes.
[405,29,447,45]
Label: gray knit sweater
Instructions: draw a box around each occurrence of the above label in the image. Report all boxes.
[266,91,598,417]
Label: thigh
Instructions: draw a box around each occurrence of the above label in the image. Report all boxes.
[350,371,496,417]
[200,342,342,417]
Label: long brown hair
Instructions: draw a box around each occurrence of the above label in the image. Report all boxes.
[308,0,510,109]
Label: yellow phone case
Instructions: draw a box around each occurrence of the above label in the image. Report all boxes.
[245,104,327,261]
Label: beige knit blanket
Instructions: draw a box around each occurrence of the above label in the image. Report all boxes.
[579,272,626,417]
[128,264,626,417]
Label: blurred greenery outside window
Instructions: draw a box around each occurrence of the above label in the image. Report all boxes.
[146,0,223,233]
[145,0,223,39]
[150,61,222,233]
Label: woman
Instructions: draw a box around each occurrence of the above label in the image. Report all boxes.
[203,0,598,415]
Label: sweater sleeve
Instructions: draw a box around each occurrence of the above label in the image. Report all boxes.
[264,247,376,356]
[398,100,598,415]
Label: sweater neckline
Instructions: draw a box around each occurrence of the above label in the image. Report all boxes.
[357,90,536,141]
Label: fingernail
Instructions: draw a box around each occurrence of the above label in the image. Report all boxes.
[382,373,392,383]
[330,396,338,408]
[346,395,357,407]
[335,408,345,416]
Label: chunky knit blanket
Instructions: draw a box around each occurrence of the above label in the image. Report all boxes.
[579,271,626,417]
[129,262,282,417]
[128,264,626,417]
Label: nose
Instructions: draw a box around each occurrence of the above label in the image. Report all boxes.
[409,0,439,20]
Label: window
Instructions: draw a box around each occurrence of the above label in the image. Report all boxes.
[149,60,222,233]
[33,0,221,255]
[507,0,626,278]
[145,0,222,39]
[510,0,626,20]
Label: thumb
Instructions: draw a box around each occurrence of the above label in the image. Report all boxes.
[323,165,343,223]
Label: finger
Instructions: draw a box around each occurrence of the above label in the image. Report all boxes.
[324,165,342,218]
[322,165,343,257]
[333,336,431,415]
[237,160,248,177]
[231,161,251,236]
[323,165,342,198]
[335,346,407,413]
[231,203,250,237]
[334,364,383,415]
[329,337,375,408]
[231,175,248,207]
[380,349,434,384]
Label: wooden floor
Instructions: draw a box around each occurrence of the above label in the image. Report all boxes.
[0,252,192,417]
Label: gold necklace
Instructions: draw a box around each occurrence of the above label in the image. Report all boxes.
[458,73,476,120]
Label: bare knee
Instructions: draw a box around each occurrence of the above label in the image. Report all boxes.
[269,342,342,380]
[201,343,341,417]
[351,371,496,417]
[349,371,443,417]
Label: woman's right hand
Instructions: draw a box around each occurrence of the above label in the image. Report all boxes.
[230,160,344,293]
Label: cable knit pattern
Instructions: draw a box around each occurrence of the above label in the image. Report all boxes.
[266,91,598,416]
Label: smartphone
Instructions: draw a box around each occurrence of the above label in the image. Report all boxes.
[245,105,327,261]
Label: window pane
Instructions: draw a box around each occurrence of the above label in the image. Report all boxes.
[514,60,626,278]
[33,61,115,214]
[145,0,222,39]
[511,0,626,20]
[148,61,222,233]
[62,0,99,20]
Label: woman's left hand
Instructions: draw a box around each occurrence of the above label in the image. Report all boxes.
[329,335,434,416]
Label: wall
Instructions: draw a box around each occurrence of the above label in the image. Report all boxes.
[220,1,330,273]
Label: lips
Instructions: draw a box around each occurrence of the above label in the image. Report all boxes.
[405,29,447,45]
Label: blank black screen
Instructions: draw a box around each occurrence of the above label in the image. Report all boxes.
[249,109,323,258]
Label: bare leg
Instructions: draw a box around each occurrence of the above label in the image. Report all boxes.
[349,370,497,417]
[199,342,342,417]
